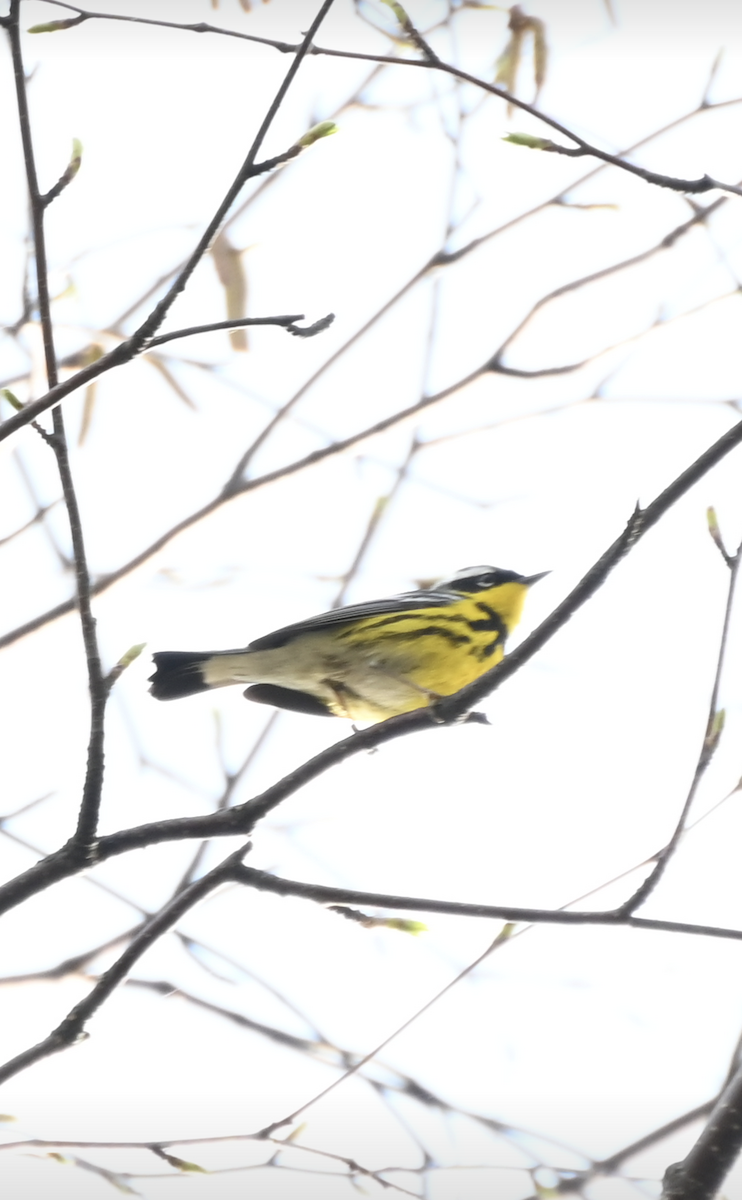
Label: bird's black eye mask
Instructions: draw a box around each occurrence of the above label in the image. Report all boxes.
[437,569,524,593]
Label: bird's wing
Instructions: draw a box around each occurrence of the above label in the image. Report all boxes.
[248,588,460,651]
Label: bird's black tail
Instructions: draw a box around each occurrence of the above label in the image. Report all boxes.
[149,652,214,700]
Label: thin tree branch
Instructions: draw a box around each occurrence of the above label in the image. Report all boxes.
[258,923,517,1138]
[525,135,742,197]
[0,497,60,547]
[662,1062,742,1199]
[6,1,107,848]
[145,314,313,349]
[617,531,742,915]
[31,2,742,198]
[170,711,279,895]
[489,198,726,369]
[226,867,742,945]
[519,1100,717,1198]
[0,1126,420,1197]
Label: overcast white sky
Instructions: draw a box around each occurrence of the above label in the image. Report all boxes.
[2,2,742,1197]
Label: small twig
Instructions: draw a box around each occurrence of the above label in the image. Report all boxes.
[617,530,742,915]
[0,922,144,984]
[5,2,107,849]
[0,1128,420,1197]
[256,923,516,1138]
[170,710,280,896]
[518,1100,717,1199]
[30,1,300,51]
[0,497,60,547]
[286,312,336,338]
[701,48,724,109]
[226,867,742,945]
[40,138,82,206]
[489,199,726,369]
[145,314,308,350]
[331,433,420,609]
[387,2,440,63]
[518,135,742,197]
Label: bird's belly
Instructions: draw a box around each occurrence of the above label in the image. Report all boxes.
[318,633,503,719]
[213,631,503,721]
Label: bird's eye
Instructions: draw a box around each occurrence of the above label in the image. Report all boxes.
[477,574,494,588]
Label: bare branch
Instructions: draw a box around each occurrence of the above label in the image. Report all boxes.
[662,1062,742,1199]
[144,313,327,349]
[6,0,107,847]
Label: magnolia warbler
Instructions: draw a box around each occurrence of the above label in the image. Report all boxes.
[149,565,546,722]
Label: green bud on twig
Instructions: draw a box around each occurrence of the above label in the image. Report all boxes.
[1,390,23,412]
[28,15,86,32]
[503,132,553,150]
[295,121,338,149]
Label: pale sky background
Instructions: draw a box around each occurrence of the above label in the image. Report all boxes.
[1,1,742,1197]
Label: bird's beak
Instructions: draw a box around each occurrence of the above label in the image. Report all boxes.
[524,570,550,586]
